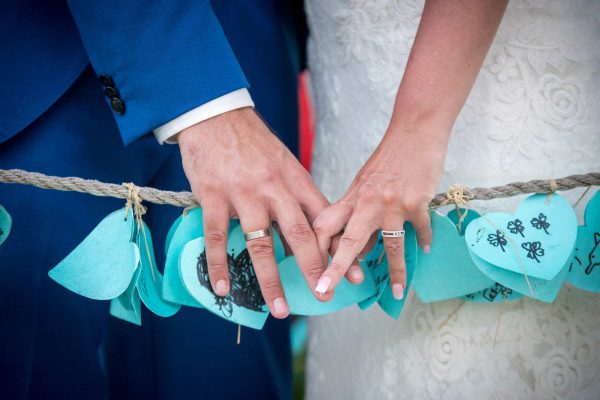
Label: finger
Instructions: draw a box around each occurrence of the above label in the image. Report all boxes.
[382,215,407,300]
[312,202,352,265]
[358,232,379,259]
[285,168,330,224]
[202,198,231,296]
[410,207,433,254]
[318,207,378,294]
[346,232,380,284]
[271,194,333,302]
[328,233,364,285]
[236,203,289,319]
[345,261,364,284]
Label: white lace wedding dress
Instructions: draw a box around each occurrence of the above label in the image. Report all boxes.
[305,1,600,399]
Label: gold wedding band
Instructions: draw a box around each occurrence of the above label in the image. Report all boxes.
[244,228,272,241]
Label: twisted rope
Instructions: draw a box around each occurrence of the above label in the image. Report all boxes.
[0,168,598,208]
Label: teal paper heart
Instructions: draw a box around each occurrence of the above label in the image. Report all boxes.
[462,282,523,303]
[179,237,269,330]
[567,190,600,292]
[279,256,375,316]
[164,215,182,256]
[468,246,571,303]
[49,209,140,300]
[358,233,388,310]
[0,204,12,246]
[136,222,180,317]
[377,223,417,319]
[178,224,285,329]
[413,209,494,302]
[110,262,142,325]
[162,209,205,307]
[465,193,577,281]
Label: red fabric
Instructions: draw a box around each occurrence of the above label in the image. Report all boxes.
[298,71,315,172]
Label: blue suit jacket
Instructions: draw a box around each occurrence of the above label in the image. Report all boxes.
[0,1,306,398]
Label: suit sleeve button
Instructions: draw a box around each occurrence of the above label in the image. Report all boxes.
[99,74,115,87]
[110,98,125,115]
[104,87,119,99]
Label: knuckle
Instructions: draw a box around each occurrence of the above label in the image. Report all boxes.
[382,186,400,207]
[303,262,325,282]
[287,223,314,244]
[204,229,227,246]
[207,262,228,273]
[258,166,282,186]
[400,195,427,214]
[247,238,275,258]
[357,182,377,203]
[389,268,407,283]
[384,240,404,256]
[339,235,358,248]
[327,261,347,275]
[260,279,282,296]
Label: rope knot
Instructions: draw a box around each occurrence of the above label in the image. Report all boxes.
[442,184,473,207]
[123,182,146,219]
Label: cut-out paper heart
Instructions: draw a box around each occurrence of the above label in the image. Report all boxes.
[567,190,600,292]
[0,204,12,246]
[466,193,577,281]
[358,233,388,310]
[110,262,142,325]
[468,245,571,303]
[164,215,182,257]
[178,224,285,329]
[136,222,180,317]
[180,237,269,329]
[462,282,523,303]
[49,209,140,300]
[279,256,375,316]
[413,209,494,302]
[377,223,417,319]
[162,208,205,307]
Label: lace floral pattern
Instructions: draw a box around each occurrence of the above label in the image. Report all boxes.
[305,0,600,398]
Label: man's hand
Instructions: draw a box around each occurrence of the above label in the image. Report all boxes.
[178,107,332,318]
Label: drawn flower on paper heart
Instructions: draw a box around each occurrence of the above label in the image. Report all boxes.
[490,53,519,82]
[487,230,508,252]
[507,218,525,237]
[531,213,550,234]
[522,241,545,263]
[535,348,582,398]
[532,73,586,130]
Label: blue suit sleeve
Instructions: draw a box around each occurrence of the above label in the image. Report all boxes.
[66,0,249,145]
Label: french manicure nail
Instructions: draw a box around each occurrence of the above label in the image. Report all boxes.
[316,276,331,294]
[423,245,431,254]
[216,279,227,295]
[273,297,289,315]
[392,283,404,300]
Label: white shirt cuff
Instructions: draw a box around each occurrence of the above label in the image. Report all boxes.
[153,88,254,144]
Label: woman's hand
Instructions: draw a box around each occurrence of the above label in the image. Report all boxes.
[313,0,508,299]
[313,122,449,299]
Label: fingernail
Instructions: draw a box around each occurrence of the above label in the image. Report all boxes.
[392,283,404,300]
[423,245,431,254]
[273,297,289,316]
[350,268,363,282]
[316,276,331,294]
[216,279,227,295]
